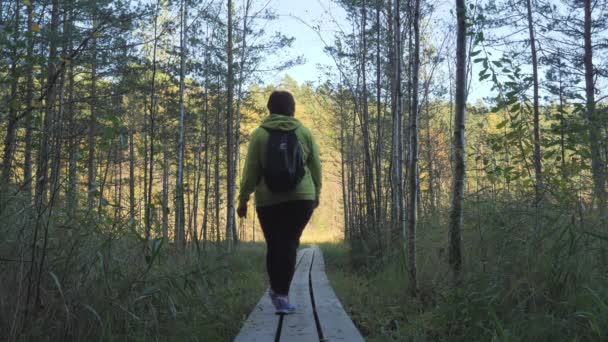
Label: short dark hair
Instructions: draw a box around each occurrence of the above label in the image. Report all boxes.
[267,91,295,116]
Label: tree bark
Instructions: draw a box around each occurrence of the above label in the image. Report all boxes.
[162,143,169,241]
[202,37,211,248]
[407,0,421,296]
[375,0,383,231]
[28,0,60,317]
[2,0,20,185]
[175,0,187,250]
[425,106,436,212]
[66,0,77,218]
[87,1,98,212]
[225,0,237,247]
[23,0,34,200]
[215,77,221,244]
[233,0,251,242]
[583,0,606,214]
[360,0,376,227]
[338,83,350,240]
[129,100,136,224]
[525,0,542,203]
[557,50,566,180]
[146,0,160,241]
[390,0,404,236]
[449,0,467,282]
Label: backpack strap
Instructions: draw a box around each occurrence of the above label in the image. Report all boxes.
[260,126,298,134]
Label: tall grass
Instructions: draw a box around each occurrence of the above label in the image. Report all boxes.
[322,199,608,341]
[0,192,267,341]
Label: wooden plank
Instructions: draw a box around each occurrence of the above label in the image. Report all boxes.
[280,248,319,341]
[233,291,279,342]
[233,291,278,342]
[233,248,310,342]
[310,245,365,342]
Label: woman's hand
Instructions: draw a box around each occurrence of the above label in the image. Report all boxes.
[237,205,247,218]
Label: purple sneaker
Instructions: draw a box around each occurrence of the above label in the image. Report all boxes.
[275,295,296,315]
[268,289,279,308]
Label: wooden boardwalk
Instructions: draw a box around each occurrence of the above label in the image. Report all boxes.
[234,245,365,342]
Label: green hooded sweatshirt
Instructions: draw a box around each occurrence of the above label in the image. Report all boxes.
[238,114,322,208]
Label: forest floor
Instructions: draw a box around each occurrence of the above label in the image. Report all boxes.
[321,203,608,342]
[2,199,606,341]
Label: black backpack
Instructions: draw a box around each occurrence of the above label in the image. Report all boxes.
[262,127,305,193]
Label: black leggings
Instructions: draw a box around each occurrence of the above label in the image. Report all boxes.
[256,200,315,296]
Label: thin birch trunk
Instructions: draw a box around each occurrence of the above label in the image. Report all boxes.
[234,0,251,241]
[449,0,467,282]
[225,0,237,247]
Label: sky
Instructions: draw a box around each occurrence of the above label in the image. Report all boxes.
[256,0,518,104]
[260,0,494,101]
[262,0,349,86]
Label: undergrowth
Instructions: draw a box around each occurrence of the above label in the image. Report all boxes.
[322,199,608,342]
[0,192,266,341]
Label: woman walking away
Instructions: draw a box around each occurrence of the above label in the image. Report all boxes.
[237,90,322,314]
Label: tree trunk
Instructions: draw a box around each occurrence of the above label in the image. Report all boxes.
[583,0,606,214]
[525,0,542,203]
[557,51,566,180]
[50,0,70,210]
[34,0,60,208]
[66,0,77,218]
[233,0,251,242]
[2,0,20,185]
[87,1,98,212]
[202,39,211,248]
[425,107,435,212]
[225,0,237,247]
[339,87,350,241]
[349,107,357,238]
[28,0,60,317]
[360,0,376,227]
[162,143,169,241]
[449,0,467,282]
[175,0,187,250]
[390,0,404,237]
[129,100,136,224]
[406,0,421,296]
[375,0,383,231]
[215,85,221,244]
[23,0,34,200]
[146,0,160,241]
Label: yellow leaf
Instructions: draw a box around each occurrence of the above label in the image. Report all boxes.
[31,24,41,32]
